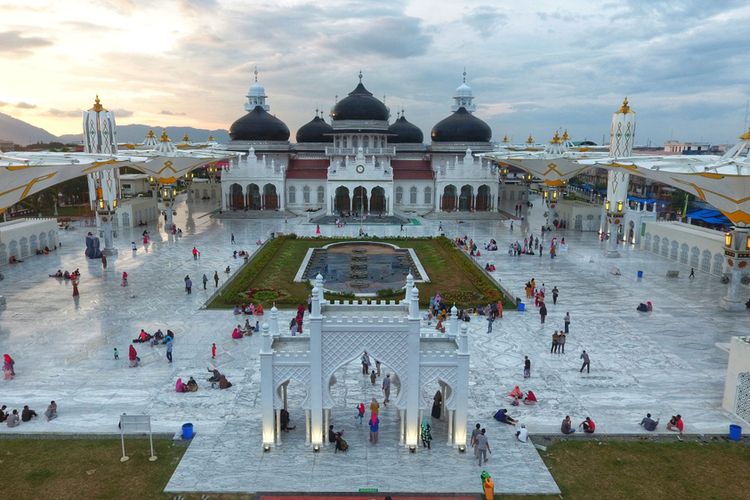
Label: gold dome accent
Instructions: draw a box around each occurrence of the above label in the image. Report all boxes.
[502,135,509,144]
[739,128,750,141]
[182,133,190,142]
[147,130,155,139]
[90,95,105,113]
[551,131,561,144]
[618,97,632,114]
[208,135,214,141]
[562,130,570,141]
[526,134,534,144]
[160,130,171,142]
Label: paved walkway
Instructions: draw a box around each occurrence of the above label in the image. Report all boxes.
[0,195,746,495]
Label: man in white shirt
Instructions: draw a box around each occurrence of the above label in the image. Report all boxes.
[516,424,528,443]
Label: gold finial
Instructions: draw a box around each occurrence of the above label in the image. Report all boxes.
[254,65,258,82]
[502,135,509,144]
[147,130,155,139]
[208,135,214,141]
[562,130,570,141]
[91,94,105,113]
[526,134,534,144]
[739,127,750,141]
[551,131,561,144]
[182,133,190,142]
[618,97,631,114]
[358,70,363,83]
[160,130,170,142]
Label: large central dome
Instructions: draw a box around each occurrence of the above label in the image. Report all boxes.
[431,107,492,143]
[331,82,389,121]
[230,105,290,141]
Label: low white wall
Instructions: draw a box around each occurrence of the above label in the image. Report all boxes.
[722,336,750,421]
[556,200,602,232]
[116,197,159,227]
[0,218,59,264]
[641,221,725,275]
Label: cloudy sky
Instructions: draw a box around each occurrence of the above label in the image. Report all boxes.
[1,0,749,145]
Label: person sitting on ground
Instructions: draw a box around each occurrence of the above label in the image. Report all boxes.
[186,377,198,392]
[133,329,151,343]
[242,318,253,334]
[561,415,575,434]
[225,266,231,274]
[494,408,518,426]
[0,405,7,422]
[175,378,188,393]
[6,409,20,427]
[334,432,349,453]
[218,374,232,389]
[50,270,63,278]
[63,270,71,279]
[637,300,653,312]
[666,414,684,434]
[255,303,264,315]
[516,424,529,443]
[280,408,295,431]
[640,413,659,431]
[151,329,165,345]
[207,367,222,383]
[233,305,242,315]
[523,390,538,405]
[45,401,57,421]
[232,325,243,339]
[508,385,523,400]
[21,405,37,422]
[579,416,596,434]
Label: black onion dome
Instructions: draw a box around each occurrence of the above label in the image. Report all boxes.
[388,115,424,143]
[331,82,389,121]
[296,115,333,143]
[430,107,492,142]
[229,105,290,141]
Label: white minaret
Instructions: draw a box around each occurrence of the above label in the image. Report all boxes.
[83,95,120,255]
[604,98,635,256]
[245,66,270,111]
[451,70,476,113]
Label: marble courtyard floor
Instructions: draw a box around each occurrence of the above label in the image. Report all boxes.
[0,196,746,495]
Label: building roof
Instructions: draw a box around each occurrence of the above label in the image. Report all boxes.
[431,107,492,143]
[392,159,433,180]
[230,105,290,142]
[331,81,389,121]
[286,159,328,179]
[296,115,334,143]
[388,115,424,144]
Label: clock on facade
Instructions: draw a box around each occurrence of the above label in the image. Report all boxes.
[356,164,365,174]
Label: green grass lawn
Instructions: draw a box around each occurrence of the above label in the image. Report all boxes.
[207,234,515,310]
[0,438,186,500]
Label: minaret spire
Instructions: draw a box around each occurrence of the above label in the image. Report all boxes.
[462,67,466,83]
[358,70,363,83]
[254,65,258,82]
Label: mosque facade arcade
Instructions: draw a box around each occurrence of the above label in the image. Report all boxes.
[260,274,470,450]
[221,72,518,215]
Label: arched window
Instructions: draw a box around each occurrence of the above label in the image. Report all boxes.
[396,186,403,204]
[317,186,325,204]
[424,186,432,204]
[288,186,296,204]
[303,185,310,203]
[364,136,370,148]
[409,186,417,204]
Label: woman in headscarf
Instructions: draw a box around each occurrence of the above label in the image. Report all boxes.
[431,390,442,419]
[3,354,14,379]
[128,345,139,368]
[369,397,380,420]
[420,417,432,449]
[175,378,187,392]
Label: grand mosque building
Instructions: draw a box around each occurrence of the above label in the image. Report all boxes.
[220,72,510,216]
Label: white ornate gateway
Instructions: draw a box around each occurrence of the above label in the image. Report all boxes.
[260,274,470,450]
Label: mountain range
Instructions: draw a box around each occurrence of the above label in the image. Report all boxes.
[0,111,230,146]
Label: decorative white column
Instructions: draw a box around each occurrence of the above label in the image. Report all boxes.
[405,279,421,448]
[605,98,636,258]
[323,409,329,446]
[270,304,279,337]
[260,322,275,448]
[305,409,311,444]
[275,409,281,445]
[453,322,470,449]
[449,304,459,337]
[399,410,405,444]
[447,409,454,445]
[283,383,288,410]
[309,274,324,447]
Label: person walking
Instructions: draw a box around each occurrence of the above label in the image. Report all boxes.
[487,314,494,333]
[552,286,559,305]
[211,342,216,359]
[523,356,531,379]
[471,423,482,458]
[166,338,173,363]
[421,417,432,449]
[361,351,371,375]
[382,373,391,405]
[475,428,491,466]
[564,312,570,333]
[192,246,200,260]
[580,350,590,373]
[558,332,566,354]
[689,268,695,279]
[214,271,219,288]
[231,233,235,244]
[369,416,380,444]
[101,253,107,269]
[185,276,193,294]
[551,331,559,354]
[539,302,547,324]
[202,274,208,290]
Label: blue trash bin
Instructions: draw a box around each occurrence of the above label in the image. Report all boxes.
[729,424,742,441]
[182,423,194,440]
[637,270,643,279]
[518,303,525,312]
